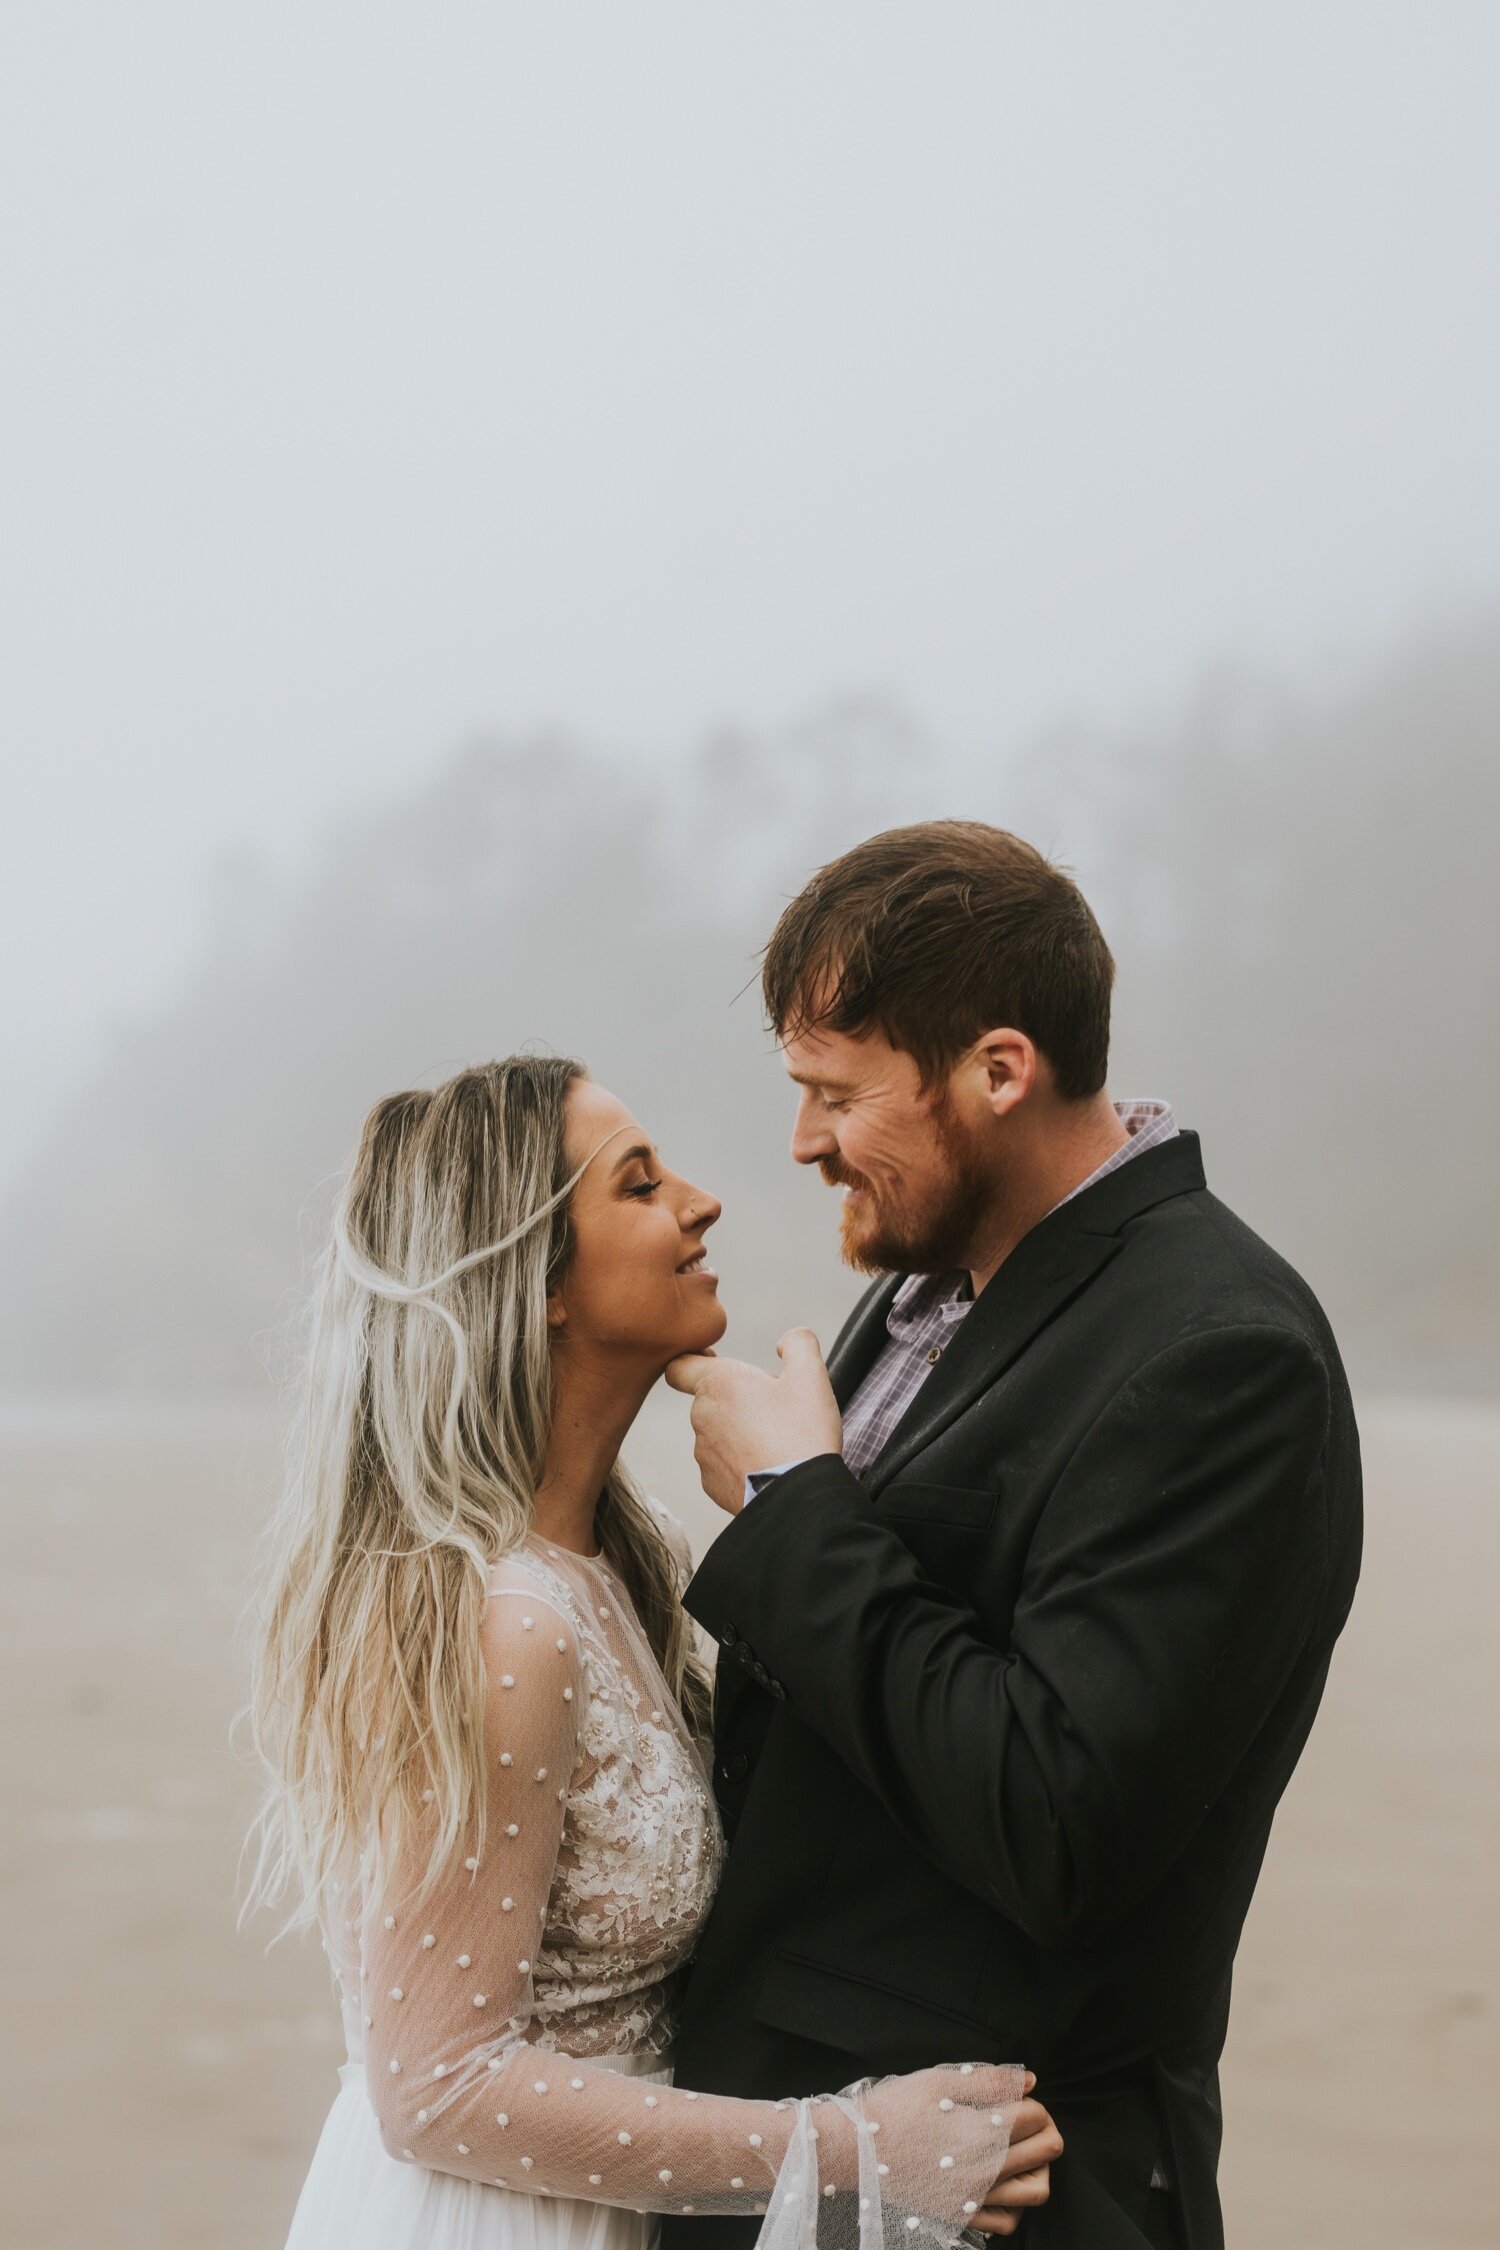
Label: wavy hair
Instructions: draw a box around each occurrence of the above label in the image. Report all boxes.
[244,1055,712,1935]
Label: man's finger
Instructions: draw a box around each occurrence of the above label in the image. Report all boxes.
[981,2167,1052,2211]
[664,1353,717,1396]
[991,2097,1050,2150]
[775,1326,826,1375]
[992,2134,1063,2188]
[991,2101,1062,2179]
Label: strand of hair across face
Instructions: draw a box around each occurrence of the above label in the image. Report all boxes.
[332,1120,636,1300]
[330,1121,636,1482]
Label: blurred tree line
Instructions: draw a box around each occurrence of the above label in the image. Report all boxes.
[2,618,1494,1398]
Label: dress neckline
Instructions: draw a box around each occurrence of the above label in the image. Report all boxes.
[527,1530,607,1568]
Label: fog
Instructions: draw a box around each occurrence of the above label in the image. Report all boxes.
[5,2,1500,1224]
[1,609,1495,1401]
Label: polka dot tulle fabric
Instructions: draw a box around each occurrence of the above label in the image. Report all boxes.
[326,1516,1024,2249]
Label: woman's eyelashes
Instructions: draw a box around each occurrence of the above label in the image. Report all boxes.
[626,1178,664,1199]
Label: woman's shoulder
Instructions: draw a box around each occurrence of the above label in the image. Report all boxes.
[642,1495,697,1583]
[485,1546,584,1636]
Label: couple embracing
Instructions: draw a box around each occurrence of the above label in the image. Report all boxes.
[254,821,1361,2250]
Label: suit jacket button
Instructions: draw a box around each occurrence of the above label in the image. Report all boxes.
[768,1680,787,1701]
[751,1660,769,1684]
[720,1624,738,1647]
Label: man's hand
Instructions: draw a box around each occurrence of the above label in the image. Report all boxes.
[664,1327,843,1514]
[971,2083,1063,2237]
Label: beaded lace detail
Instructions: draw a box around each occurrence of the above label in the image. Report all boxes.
[329,1507,1024,2242]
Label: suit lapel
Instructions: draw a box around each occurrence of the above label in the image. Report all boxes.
[863,1131,1207,1497]
[826,1275,901,1409]
[865,1229,1121,1494]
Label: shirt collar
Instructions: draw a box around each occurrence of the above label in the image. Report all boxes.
[886,1267,973,1329]
[1055,1097,1178,1208]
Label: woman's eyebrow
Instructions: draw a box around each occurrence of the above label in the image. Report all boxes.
[608,1141,657,1177]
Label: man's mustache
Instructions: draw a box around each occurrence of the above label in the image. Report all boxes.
[819,1156,872,1194]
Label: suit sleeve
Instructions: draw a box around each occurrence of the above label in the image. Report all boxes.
[683,1322,1332,1948]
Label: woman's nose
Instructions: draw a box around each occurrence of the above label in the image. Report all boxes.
[687,1187,722,1231]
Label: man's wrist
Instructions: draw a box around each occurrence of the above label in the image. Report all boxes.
[740,1458,813,1509]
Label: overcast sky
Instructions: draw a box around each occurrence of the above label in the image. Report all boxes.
[3,2,1499,1195]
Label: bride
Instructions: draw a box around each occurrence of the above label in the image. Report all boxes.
[247,1056,1060,2250]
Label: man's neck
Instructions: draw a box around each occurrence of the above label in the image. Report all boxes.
[966,1093,1130,1297]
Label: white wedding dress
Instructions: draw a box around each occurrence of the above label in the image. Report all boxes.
[284,1511,1023,2250]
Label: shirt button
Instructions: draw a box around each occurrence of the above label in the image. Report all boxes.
[926,1347,942,1364]
[721,1624,739,1647]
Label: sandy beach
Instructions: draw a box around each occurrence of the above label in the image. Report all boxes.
[0,1393,1495,2249]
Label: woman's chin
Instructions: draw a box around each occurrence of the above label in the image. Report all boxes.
[681,1295,729,1355]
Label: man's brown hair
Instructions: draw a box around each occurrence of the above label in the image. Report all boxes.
[762,820,1115,1100]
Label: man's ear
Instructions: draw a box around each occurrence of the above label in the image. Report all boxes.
[972,1027,1037,1117]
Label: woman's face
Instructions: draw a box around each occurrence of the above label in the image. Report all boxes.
[550,1078,727,1365]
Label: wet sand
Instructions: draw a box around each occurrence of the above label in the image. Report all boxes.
[0,1394,1494,2249]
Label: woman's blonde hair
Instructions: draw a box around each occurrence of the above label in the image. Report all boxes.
[244,1055,711,1935]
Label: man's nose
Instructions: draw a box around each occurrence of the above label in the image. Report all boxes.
[790,1097,836,1167]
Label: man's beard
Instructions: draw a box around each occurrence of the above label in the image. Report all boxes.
[823,1097,993,1277]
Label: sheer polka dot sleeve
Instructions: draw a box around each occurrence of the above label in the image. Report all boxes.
[644,1496,696,1586]
[364,1580,1023,2248]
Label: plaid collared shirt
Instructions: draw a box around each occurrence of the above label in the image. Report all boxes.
[839,1099,1179,1477]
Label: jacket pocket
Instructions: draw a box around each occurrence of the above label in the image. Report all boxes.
[755,1950,1004,2072]
[875,1480,999,1531]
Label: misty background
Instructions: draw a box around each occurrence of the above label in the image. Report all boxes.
[2,4,1498,1404]
[1,9,1497,2249]
[2,636,1497,1401]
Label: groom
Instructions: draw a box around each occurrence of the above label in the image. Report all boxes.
[662,821,1361,2250]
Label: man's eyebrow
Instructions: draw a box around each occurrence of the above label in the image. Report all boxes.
[784,1069,856,1093]
[608,1140,657,1177]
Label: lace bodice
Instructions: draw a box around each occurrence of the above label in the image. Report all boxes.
[329,1508,1024,2241]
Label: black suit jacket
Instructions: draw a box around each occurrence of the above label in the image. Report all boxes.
[662,1133,1361,2250]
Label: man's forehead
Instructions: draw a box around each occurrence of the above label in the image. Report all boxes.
[781,1023,886,1085]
